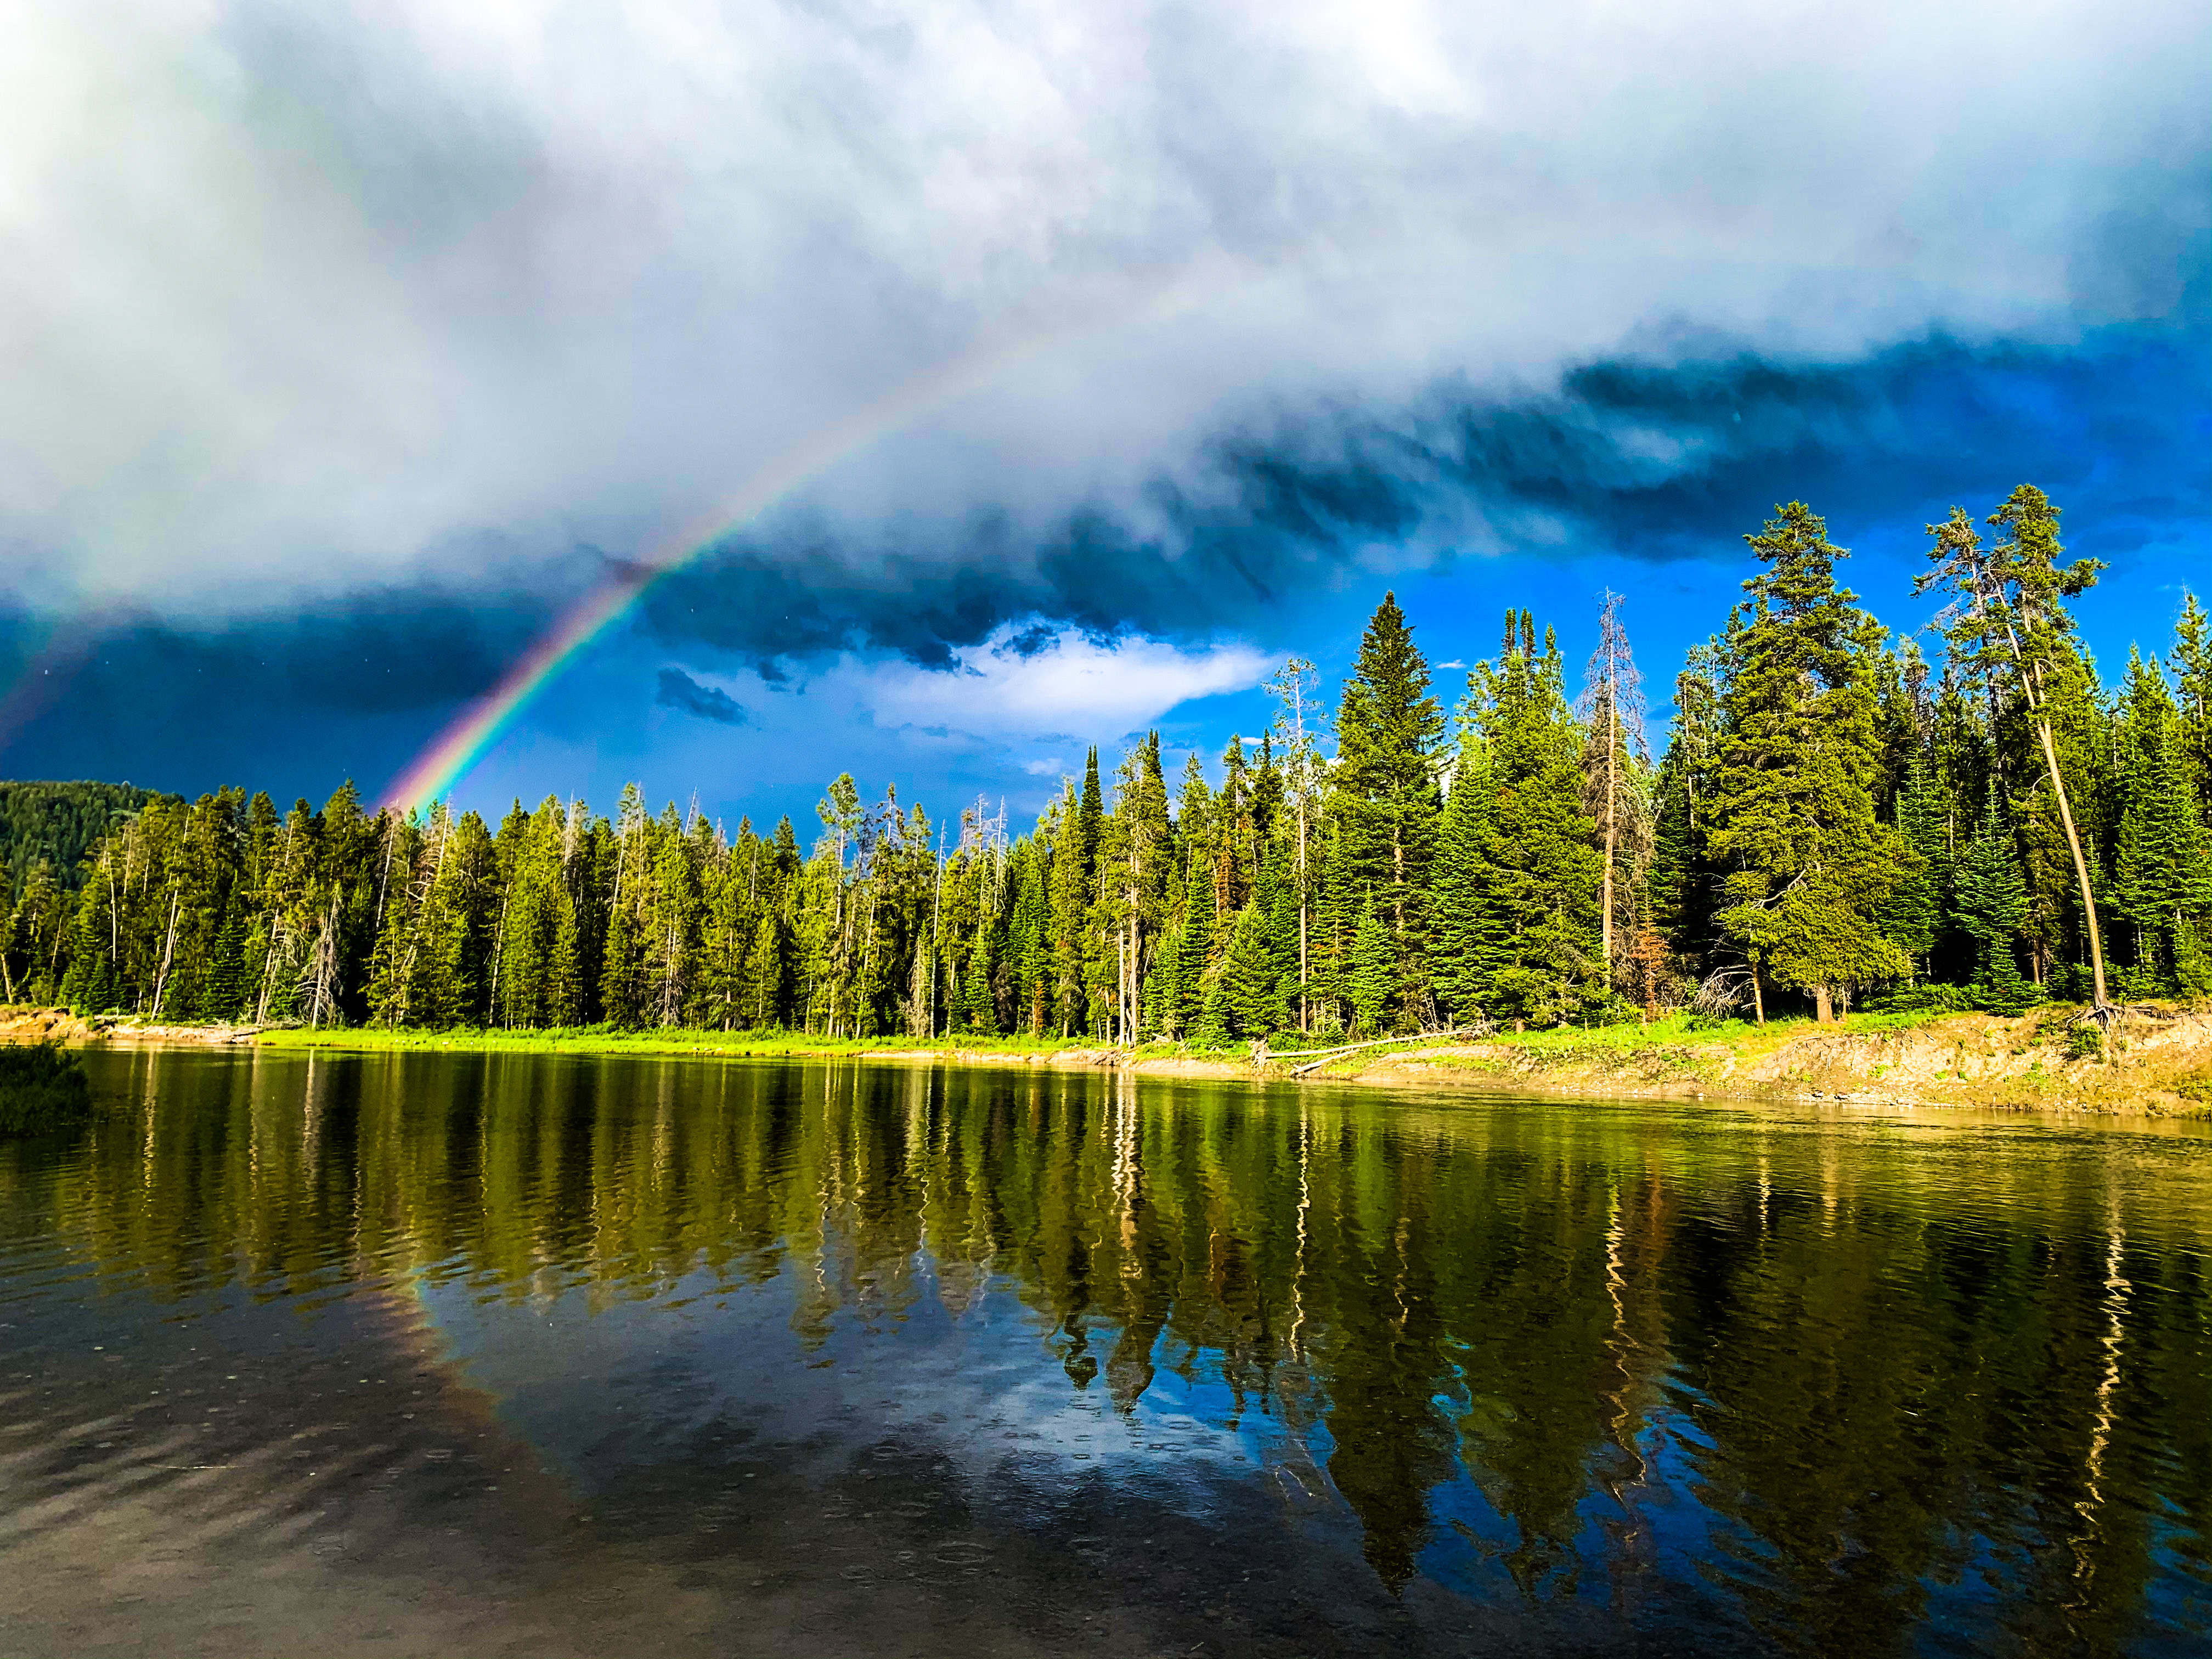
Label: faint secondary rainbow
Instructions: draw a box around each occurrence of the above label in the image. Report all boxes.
[378,294,1175,815]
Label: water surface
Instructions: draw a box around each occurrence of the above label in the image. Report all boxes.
[3,1048,2209,1656]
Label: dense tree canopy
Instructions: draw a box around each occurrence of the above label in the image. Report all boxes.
[10,487,2208,1035]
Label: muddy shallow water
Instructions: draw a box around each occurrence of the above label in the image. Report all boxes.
[4,1047,2210,1656]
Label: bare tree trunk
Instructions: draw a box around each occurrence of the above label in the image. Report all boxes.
[307,889,342,1029]
[2037,713,2109,1011]
[928,825,946,1037]
[255,915,281,1024]
[487,889,511,1024]
[150,894,181,1017]
[1297,799,1309,1033]
[1116,928,1126,1044]
[1988,600,2108,1013]
[1601,689,1618,981]
[1750,967,1765,1027]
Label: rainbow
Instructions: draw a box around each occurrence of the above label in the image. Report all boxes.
[377,262,1233,815]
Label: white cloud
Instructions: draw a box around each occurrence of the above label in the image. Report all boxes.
[831,627,1272,746]
[0,0,2201,610]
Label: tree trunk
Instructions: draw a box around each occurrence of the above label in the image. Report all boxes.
[1600,685,1617,981]
[1296,797,1309,1034]
[1750,967,1765,1026]
[1991,603,2107,1014]
[2036,714,2109,1011]
[150,894,181,1017]
[1813,983,1833,1024]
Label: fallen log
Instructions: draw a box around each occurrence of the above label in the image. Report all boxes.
[1287,1026,1491,1076]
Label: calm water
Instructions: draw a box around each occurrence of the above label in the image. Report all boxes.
[3,1050,2210,1657]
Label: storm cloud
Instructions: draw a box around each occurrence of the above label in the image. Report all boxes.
[638,320,2210,676]
[654,667,748,725]
[4,0,2204,616]
[2,0,2204,820]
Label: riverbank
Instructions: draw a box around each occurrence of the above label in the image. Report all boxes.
[7,1003,2208,1111]
[1329,1006,2212,1113]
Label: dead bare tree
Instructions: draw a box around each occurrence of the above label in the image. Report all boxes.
[1578,592,1651,998]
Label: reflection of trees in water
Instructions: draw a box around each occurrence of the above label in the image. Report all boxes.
[13,1051,2212,1647]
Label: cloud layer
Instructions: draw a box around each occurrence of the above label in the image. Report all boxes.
[5,0,2204,617]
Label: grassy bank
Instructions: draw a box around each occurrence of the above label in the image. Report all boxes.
[1326,1004,2212,1113]
[255,1024,1113,1061]
[18,1000,2211,1111]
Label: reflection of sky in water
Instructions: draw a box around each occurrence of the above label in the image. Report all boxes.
[408,1246,1299,1520]
[17,1047,2212,1656]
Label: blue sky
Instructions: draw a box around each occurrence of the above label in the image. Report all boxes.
[2,0,2205,836]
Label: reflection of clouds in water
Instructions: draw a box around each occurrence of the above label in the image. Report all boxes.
[407,1237,1289,1519]
[27,1046,2212,1650]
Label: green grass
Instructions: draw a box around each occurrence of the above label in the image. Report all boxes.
[246,1002,1991,1080]
[1454,1005,1958,1054]
[256,1024,1113,1059]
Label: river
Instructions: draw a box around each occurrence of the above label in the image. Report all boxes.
[3,1047,2208,1656]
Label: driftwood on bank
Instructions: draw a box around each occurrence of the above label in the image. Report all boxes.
[1284,1025,1492,1076]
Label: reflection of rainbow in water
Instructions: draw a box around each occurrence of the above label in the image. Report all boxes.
[379,267,1233,816]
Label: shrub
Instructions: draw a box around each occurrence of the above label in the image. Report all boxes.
[0,1043,93,1137]
[1865,984,1972,1015]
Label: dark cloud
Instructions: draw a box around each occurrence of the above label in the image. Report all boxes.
[654,667,747,725]
[0,585,562,798]
[9,1,2204,607]
[997,623,1060,660]
[6,1,2202,830]
[639,319,2210,674]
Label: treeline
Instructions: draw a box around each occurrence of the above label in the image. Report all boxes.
[7,487,2210,1037]
[0,781,155,902]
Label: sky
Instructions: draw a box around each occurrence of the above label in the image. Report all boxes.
[1,0,2206,836]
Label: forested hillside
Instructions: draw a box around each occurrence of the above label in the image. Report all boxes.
[8,489,2209,1036]
[0,781,160,905]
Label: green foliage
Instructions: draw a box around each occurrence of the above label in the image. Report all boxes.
[1329,593,1444,1029]
[0,780,159,903]
[1950,788,2040,1013]
[1705,503,1909,1012]
[2111,649,2212,994]
[24,483,2207,1042]
[1432,611,1604,1027]
[1347,897,1396,1035]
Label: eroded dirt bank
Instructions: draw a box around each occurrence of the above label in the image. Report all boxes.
[1334,1008,2212,1113]
[0,1007,262,1045]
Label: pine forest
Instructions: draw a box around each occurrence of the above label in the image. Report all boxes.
[12,489,2212,1042]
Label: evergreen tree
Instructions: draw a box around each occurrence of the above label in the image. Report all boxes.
[1173,853,1212,1039]
[1881,752,1948,980]
[2111,649,2212,992]
[738,909,785,1028]
[1347,896,1396,1035]
[1647,642,1724,979]
[2172,591,2212,826]
[1921,487,2112,1008]
[1332,594,1444,1029]
[1707,503,1909,1022]
[1431,613,1601,1028]
[1953,787,2037,1013]
[1216,902,1283,1039]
